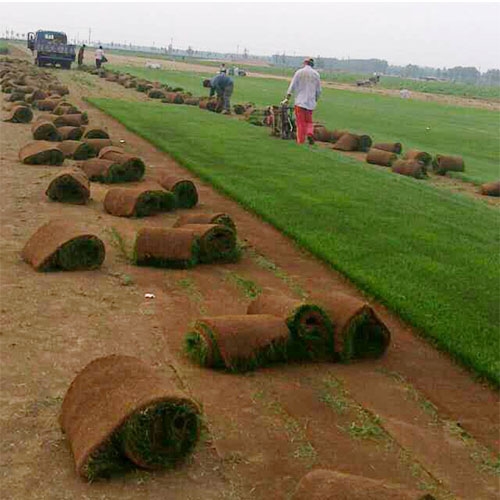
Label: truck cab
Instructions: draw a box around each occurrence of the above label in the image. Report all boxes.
[27,30,76,69]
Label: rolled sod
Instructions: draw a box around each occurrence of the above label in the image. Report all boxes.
[173,212,236,232]
[58,126,84,141]
[104,186,175,217]
[98,145,125,158]
[35,98,60,111]
[22,220,105,271]
[25,89,47,103]
[330,130,349,142]
[58,140,97,160]
[19,141,64,165]
[31,120,61,141]
[148,89,166,99]
[292,469,433,500]
[332,133,360,152]
[185,315,290,372]
[5,91,26,102]
[320,293,391,362]
[3,105,33,123]
[392,159,427,179]
[53,103,80,115]
[77,158,139,183]
[163,92,184,104]
[83,138,113,153]
[60,355,201,480]
[133,227,200,269]
[247,292,335,361]
[52,112,89,128]
[97,152,146,182]
[48,84,69,96]
[372,142,403,154]
[480,181,500,197]
[403,149,432,166]
[366,148,398,167]
[46,168,90,204]
[183,97,200,106]
[83,128,110,139]
[124,80,137,89]
[313,125,335,143]
[432,154,465,175]
[157,174,198,208]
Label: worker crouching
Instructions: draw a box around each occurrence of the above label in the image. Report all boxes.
[203,73,234,114]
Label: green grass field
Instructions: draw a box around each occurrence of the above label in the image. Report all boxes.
[89,97,500,385]
[110,65,500,184]
[0,40,9,55]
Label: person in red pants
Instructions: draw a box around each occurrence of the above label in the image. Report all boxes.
[282,58,321,145]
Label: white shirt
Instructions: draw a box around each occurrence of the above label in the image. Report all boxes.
[95,48,104,60]
[287,65,321,111]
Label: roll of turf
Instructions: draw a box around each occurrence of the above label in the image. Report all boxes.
[332,133,360,151]
[357,135,372,152]
[58,140,96,160]
[313,125,335,143]
[60,355,201,480]
[403,149,432,166]
[185,315,290,372]
[480,181,500,197]
[19,141,64,165]
[53,113,89,128]
[83,128,110,139]
[432,154,465,175]
[247,291,335,361]
[53,103,80,115]
[3,105,33,123]
[83,138,113,153]
[173,212,236,232]
[46,168,90,204]
[99,151,146,181]
[392,159,427,179]
[372,142,402,154]
[366,148,398,167]
[48,84,69,96]
[31,120,61,141]
[134,227,200,268]
[157,174,198,208]
[319,292,390,362]
[104,186,175,217]
[148,89,166,99]
[22,220,105,271]
[77,158,135,183]
[98,145,125,158]
[58,126,84,141]
[35,98,60,111]
[25,89,47,103]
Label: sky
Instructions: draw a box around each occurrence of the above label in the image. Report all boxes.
[3,2,500,70]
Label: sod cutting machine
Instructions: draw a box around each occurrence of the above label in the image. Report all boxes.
[269,104,296,140]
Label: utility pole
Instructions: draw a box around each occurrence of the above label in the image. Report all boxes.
[88,27,91,45]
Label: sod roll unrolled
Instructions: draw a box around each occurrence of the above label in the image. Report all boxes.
[99,150,146,181]
[22,220,105,271]
[83,128,110,139]
[247,291,334,360]
[46,168,90,204]
[19,141,64,165]
[185,315,290,372]
[372,142,402,154]
[403,149,432,166]
[179,223,238,263]
[31,120,61,141]
[58,140,96,160]
[60,355,202,480]
[104,186,175,217]
[480,181,500,197]
[366,148,398,167]
[134,227,199,268]
[392,159,427,179]
[319,292,390,361]
[3,105,33,123]
[157,173,198,208]
[432,154,465,175]
[173,212,236,232]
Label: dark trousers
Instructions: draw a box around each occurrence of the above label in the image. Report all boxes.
[217,83,233,112]
[96,59,102,69]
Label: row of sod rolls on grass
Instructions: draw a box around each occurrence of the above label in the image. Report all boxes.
[88,98,500,386]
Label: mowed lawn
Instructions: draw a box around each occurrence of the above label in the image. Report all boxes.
[110,65,500,184]
[90,98,499,385]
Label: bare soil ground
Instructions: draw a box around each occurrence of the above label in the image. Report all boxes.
[1,60,499,500]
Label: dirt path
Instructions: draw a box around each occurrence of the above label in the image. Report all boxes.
[1,61,499,500]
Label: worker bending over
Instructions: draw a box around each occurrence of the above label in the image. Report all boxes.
[282,57,321,145]
[203,73,234,114]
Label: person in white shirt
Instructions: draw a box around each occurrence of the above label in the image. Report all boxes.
[95,46,104,69]
[282,57,321,145]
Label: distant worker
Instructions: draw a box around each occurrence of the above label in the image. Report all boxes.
[77,44,86,67]
[219,62,227,74]
[203,73,234,114]
[281,57,321,145]
[95,45,105,69]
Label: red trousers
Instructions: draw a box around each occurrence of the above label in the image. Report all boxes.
[294,106,314,144]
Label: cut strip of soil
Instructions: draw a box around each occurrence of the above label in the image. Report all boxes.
[98,150,146,181]
[133,227,199,268]
[372,142,403,154]
[185,314,290,372]
[31,120,61,141]
[57,140,96,160]
[173,212,236,232]
[391,159,427,179]
[156,173,198,208]
[104,186,175,217]
[247,291,335,361]
[22,219,105,271]
[479,181,500,197]
[403,150,432,166]
[58,126,84,141]
[432,155,465,175]
[60,355,201,480]
[292,469,431,500]
[317,292,391,361]
[83,128,110,139]
[366,148,398,167]
[45,168,90,205]
[3,105,33,123]
[178,223,238,263]
[19,141,64,165]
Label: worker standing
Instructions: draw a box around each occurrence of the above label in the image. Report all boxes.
[77,44,86,67]
[203,73,234,114]
[95,45,105,69]
[282,57,321,145]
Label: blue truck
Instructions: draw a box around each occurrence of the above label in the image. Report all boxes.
[27,30,76,69]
